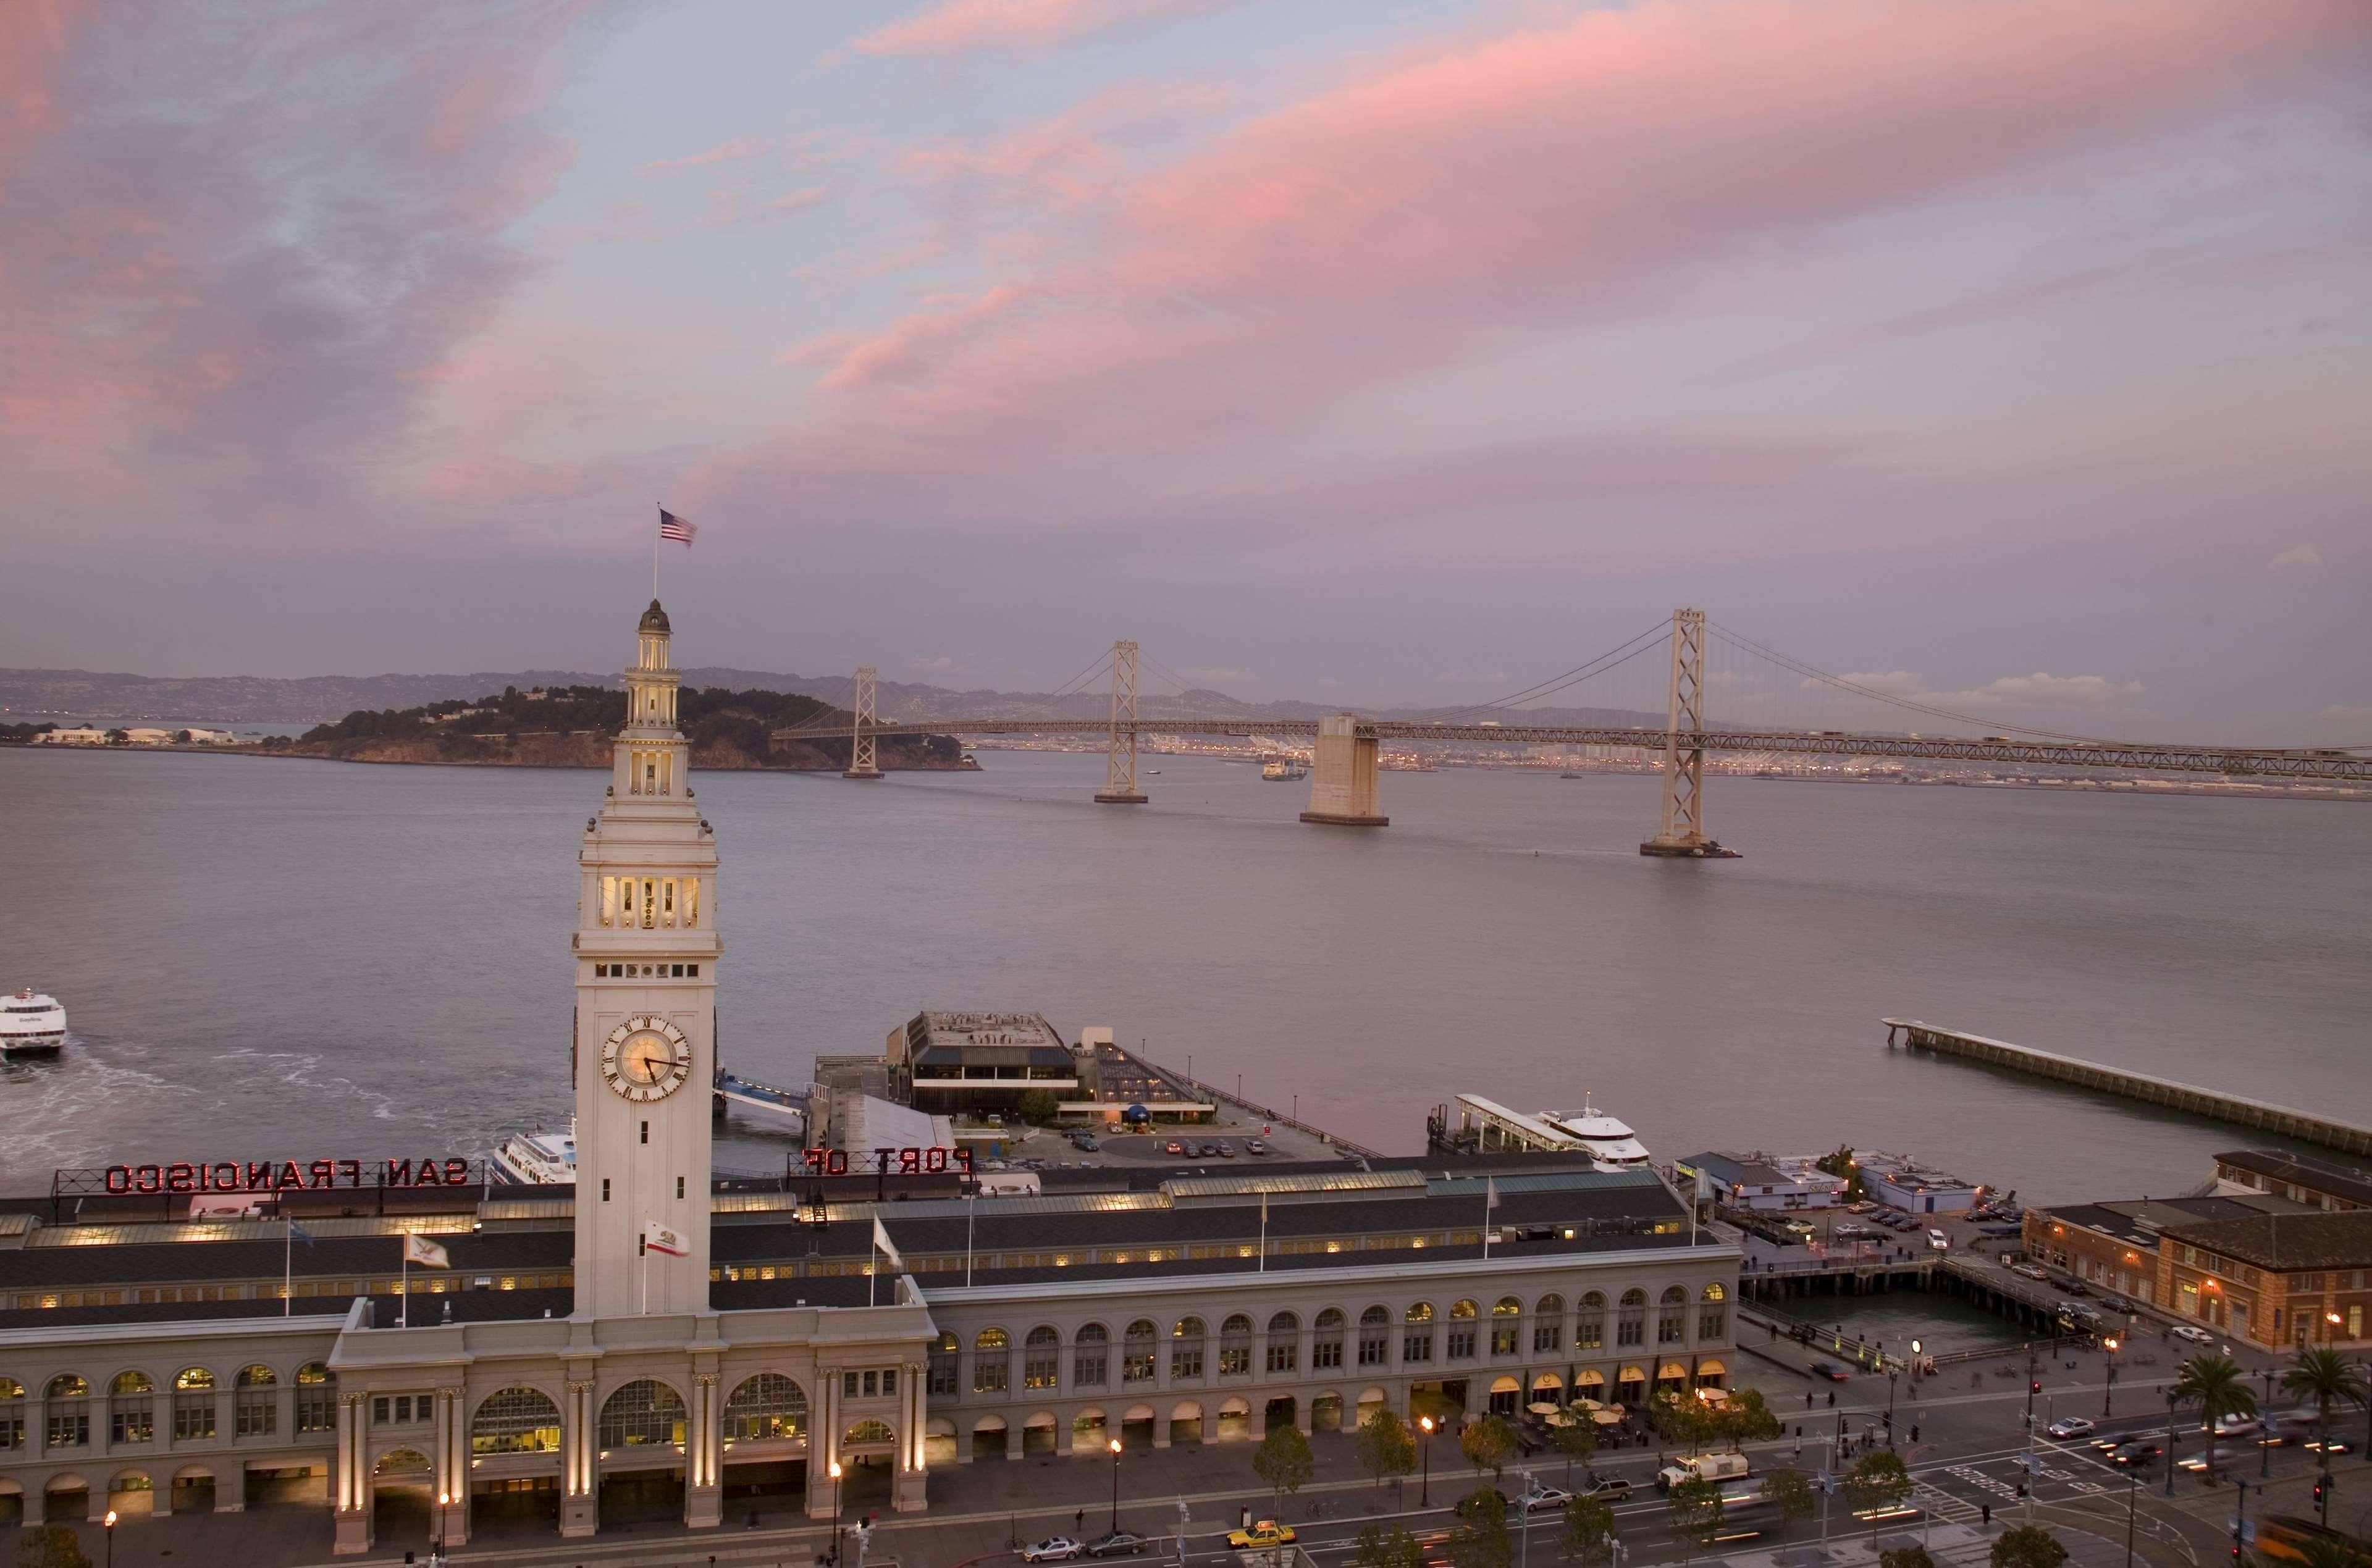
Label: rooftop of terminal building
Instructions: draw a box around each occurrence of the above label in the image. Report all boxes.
[2214,1147,2372,1210]
[2158,1207,2372,1273]
[2037,1193,2313,1250]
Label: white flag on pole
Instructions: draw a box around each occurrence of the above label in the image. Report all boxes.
[643,1220,688,1258]
[402,1233,451,1268]
[872,1215,903,1273]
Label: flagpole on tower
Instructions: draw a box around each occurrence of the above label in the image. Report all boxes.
[652,503,660,600]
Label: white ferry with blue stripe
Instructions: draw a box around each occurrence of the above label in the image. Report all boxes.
[1,987,66,1056]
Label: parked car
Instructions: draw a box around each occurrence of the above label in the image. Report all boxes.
[1245,1139,1268,1155]
[2013,1264,2051,1282]
[1927,1228,1950,1251]
[2046,1416,2097,1440]
[1216,1141,1237,1157]
[1521,1483,1575,1513]
[1226,1520,1298,1549]
[2058,1278,2089,1296]
[1580,1476,1634,1502]
[1072,1134,1101,1152]
[1022,1538,1085,1562]
[1163,1140,1186,1155]
[1085,1530,1150,1558]
[2171,1324,2214,1344]
[1809,1361,1852,1381]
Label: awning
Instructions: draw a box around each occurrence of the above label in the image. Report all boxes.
[1576,1370,1605,1388]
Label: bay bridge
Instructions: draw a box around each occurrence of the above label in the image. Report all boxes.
[775,610,2368,858]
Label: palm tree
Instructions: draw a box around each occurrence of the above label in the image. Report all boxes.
[2281,1349,2369,1500]
[2170,1354,2256,1481]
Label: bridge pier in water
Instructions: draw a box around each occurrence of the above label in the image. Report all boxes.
[1639,608,1739,859]
[1300,715,1389,826]
[1093,639,1148,805]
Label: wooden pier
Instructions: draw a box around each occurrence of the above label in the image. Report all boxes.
[1883,1018,2372,1158]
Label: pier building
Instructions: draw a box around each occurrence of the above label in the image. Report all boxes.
[0,599,1738,1558]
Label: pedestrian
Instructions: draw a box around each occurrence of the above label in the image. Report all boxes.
[1076,1507,1085,1535]
[1982,1503,1991,1527]
[1806,1392,1814,1411]
[1794,1440,1804,1462]
[1827,1391,1836,1407]
[1911,1424,1919,1443]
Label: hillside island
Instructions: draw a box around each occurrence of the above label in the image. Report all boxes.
[6,684,966,773]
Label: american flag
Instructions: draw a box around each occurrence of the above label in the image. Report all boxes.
[658,507,696,545]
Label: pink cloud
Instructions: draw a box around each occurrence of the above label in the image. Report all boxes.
[852,0,1227,57]
[738,0,2368,527]
[639,135,771,175]
[901,78,1227,209]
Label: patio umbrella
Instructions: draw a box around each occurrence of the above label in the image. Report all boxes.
[1593,1409,1624,1426]
[1528,1401,1562,1415]
[1544,1410,1576,1428]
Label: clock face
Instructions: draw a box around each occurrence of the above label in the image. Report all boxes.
[600,1015,692,1102]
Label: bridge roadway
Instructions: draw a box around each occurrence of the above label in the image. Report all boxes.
[778,715,2372,782]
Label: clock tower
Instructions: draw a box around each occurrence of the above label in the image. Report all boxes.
[571,599,720,1317]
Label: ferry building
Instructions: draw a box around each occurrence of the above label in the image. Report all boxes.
[0,601,1738,1556]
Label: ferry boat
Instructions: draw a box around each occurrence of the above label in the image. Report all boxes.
[1260,758,1308,781]
[1,989,66,1057]
[1537,1098,1653,1172]
[491,1126,575,1184]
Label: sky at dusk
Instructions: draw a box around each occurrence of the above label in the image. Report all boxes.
[2,0,2368,741]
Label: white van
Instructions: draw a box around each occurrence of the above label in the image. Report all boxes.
[1927,1228,1949,1251]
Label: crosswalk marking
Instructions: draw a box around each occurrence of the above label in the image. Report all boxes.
[1917,1481,1983,1524]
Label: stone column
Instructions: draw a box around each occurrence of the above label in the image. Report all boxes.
[20,1486,41,1527]
[686,1372,722,1528]
[559,1378,597,1539]
[806,1370,839,1520]
[893,1360,928,1513]
[1005,1417,1024,1461]
[332,1391,371,1556]
[1151,1402,1171,1451]
[434,1385,469,1545]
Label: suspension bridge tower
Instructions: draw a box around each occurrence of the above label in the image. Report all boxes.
[1640,608,1738,858]
[843,665,883,779]
[1093,640,1148,803]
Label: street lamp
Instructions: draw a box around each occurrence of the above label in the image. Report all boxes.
[1419,1415,1436,1509]
[2165,1390,2179,1498]
[103,1509,116,1568]
[1887,1370,1900,1447]
[434,1490,449,1565]
[1108,1436,1123,1534]
[2104,1336,2121,1419]
[2260,1367,2276,1480]
[828,1459,844,1566]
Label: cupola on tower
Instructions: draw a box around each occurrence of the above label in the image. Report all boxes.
[571,598,721,1317]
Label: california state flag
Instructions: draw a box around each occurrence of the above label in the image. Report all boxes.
[643,1220,688,1258]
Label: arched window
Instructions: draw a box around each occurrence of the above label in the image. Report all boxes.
[1024,1327,1060,1390]
[234,1364,279,1438]
[974,1328,1011,1395]
[1447,1299,1480,1361]
[473,1387,563,1454]
[1698,1283,1726,1341]
[170,1367,216,1441]
[1313,1309,1345,1370]
[296,1363,337,1435]
[1219,1315,1253,1378]
[1266,1317,1299,1375]
[1576,1291,1606,1351]
[844,1418,894,1446]
[1658,1287,1688,1345]
[1617,1289,1647,1347]
[928,1331,959,1396]
[0,1377,20,1449]
[1534,1294,1567,1354]
[45,1375,90,1449]
[1357,1306,1390,1368]
[1074,1323,1109,1388]
[1402,1302,1436,1365]
[723,1374,807,1442]
[108,1372,153,1446]
[1491,1296,1525,1359]
[598,1379,686,1448]
[1123,1320,1156,1384]
[1171,1317,1207,1381]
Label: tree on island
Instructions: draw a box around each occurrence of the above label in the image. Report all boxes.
[1562,1494,1618,1568]
[1548,1404,1599,1484]
[1016,1089,1062,1126]
[1356,1407,1417,1494]
[1665,1475,1726,1565]
[1448,1486,1514,1568]
[1351,1522,1427,1568]
[1989,1525,2068,1568]
[2171,1354,2256,1482]
[15,1526,93,1568]
[1252,1423,1314,1519]
[1846,1449,1912,1542]
[1760,1466,1817,1532]
[1882,1547,1938,1568]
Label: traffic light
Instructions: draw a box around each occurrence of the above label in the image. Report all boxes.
[2032,1380,2043,1394]
[2313,1477,2327,1507]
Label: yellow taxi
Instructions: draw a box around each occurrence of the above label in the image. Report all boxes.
[1226,1519,1298,1549]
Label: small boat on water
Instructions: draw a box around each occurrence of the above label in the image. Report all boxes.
[491,1126,575,1184]
[1260,758,1308,781]
[1,988,66,1057]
